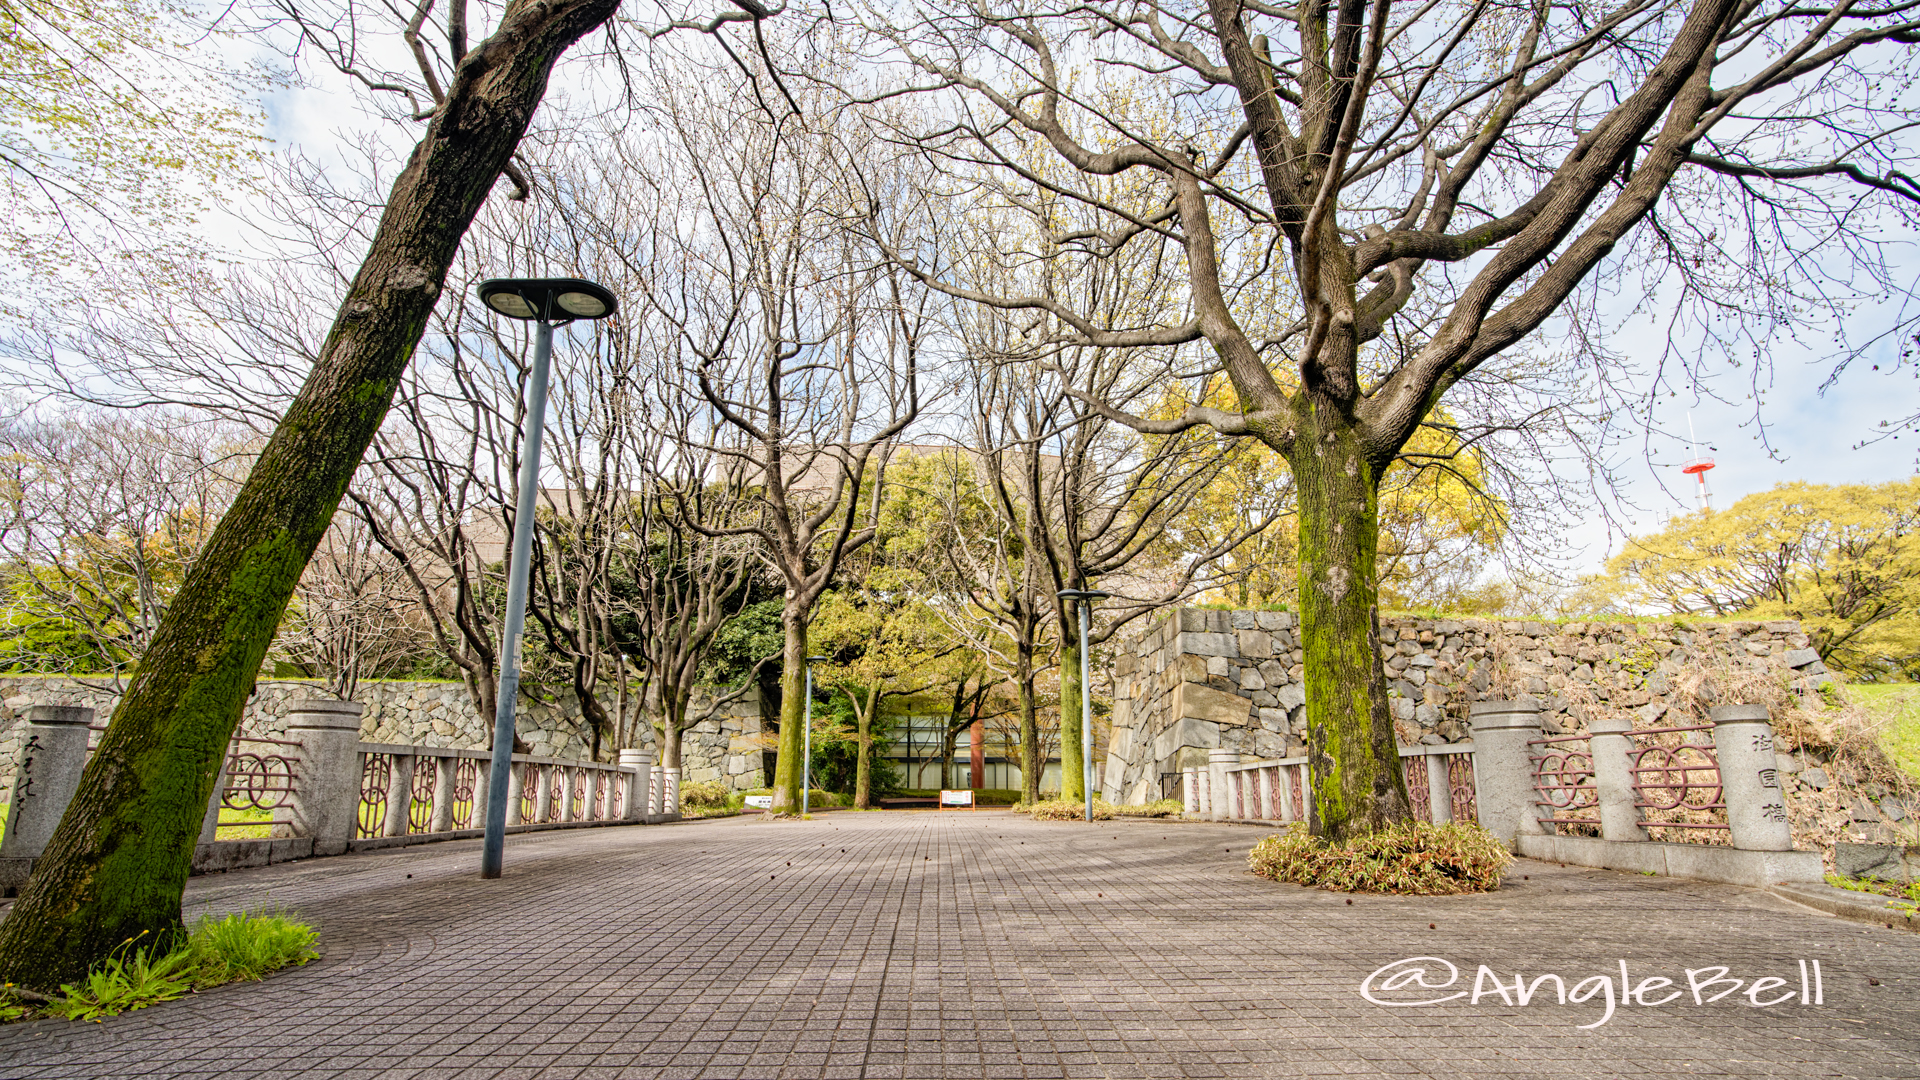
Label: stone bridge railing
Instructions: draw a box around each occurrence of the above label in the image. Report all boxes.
[1184,699,1822,888]
[0,700,681,892]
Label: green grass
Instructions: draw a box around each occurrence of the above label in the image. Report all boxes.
[8,910,319,1024]
[1847,683,1920,781]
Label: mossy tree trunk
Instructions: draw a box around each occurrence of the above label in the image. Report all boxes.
[769,606,810,812]
[0,0,620,991]
[1057,636,1084,802]
[1284,393,1412,841]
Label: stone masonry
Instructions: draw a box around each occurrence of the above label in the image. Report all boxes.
[1105,607,1832,807]
[0,676,769,808]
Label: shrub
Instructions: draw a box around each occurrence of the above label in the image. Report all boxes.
[678,779,733,809]
[1247,822,1513,895]
[1112,799,1184,818]
[186,911,318,988]
[1023,798,1115,821]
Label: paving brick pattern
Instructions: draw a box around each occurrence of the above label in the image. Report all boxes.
[0,812,1914,1079]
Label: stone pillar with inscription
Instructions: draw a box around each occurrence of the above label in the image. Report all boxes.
[1588,715,1650,843]
[0,706,93,859]
[1470,700,1549,846]
[1711,704,1793,851]
[1181,767,1199,815]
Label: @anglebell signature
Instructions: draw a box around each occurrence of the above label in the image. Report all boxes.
[1360,956,1826,1029]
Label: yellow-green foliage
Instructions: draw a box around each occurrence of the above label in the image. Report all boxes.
[1607,478,1920,680]
[1247,822,1513,895]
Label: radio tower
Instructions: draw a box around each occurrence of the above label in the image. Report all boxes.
[1681,412,1716,512]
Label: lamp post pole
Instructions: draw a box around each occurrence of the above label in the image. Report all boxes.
[480,315,553,879]
[475,277,617,879]
[1056,589,1111,822]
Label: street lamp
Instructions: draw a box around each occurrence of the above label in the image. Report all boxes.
[1056,588,1112,823]
[476,277,618,879]
[803,655,829,817]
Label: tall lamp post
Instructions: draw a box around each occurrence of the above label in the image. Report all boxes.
[1056,589,1111,822]
[476,277,618,879]
[802,655,829,816]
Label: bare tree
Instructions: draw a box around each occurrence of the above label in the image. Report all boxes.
[623,44,927,814]
[856,0,1920,837]
[275,516,433,701]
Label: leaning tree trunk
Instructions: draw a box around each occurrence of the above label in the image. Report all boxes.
[0,0,623,991]
[1287,394,1413,841]
[769,607,809,813]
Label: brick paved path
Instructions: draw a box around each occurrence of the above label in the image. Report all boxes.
[0,812,1915,1079]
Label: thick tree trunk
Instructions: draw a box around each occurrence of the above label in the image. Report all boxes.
[940,725,958,790]
[1288,396,1413,841]
[663,702,684,771]
[1059,637,1083,802]
[853,685,876,809]
[0,0,621,990]
[1017,643,1040,804]
[769,607,808,813]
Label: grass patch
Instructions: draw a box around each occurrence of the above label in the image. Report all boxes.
[1247,822,1513,895]
[1112,799,1184,818]
[1019,798,1115,821]
[3,910,318,1024]
[1846,683,1920,782]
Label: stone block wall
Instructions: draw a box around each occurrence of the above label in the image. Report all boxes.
[1104,608,1829,807]
[0,676,768,807]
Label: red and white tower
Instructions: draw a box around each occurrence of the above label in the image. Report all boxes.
[1681,412,1715,512]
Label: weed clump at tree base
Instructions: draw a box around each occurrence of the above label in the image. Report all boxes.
[1247,822,1513,895]
[0,910,318,1023]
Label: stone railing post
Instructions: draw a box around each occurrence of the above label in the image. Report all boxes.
[1711,704,1793,851]
[1181,767,1198,814]
[1470,700,1548,847]
[558,766,578,823]
[1207,749,1239,822]
[505,761,526,826]
[428,754,456,834]
[1424,754,1453,824]
[619,750,651,821]
[0,706,94,859]
[533,763,554,824]
[284,700,364,857]
[198,739,235,846]
[470,756,492,831]
[663,767,681,815]
[1257,767,1275,821]
[382,752,414,837]
[1588,715,1649,843]
[649,764,665,816]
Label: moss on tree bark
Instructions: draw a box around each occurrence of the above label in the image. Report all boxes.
[0,0,621,990]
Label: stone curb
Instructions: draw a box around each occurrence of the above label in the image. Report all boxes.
[1768,880,1919,933]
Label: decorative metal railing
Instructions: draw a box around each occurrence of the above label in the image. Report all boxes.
[221,735,301,813]
[352,746,634,840]
[1529,733,1599,833]
[1629,724,1728,835]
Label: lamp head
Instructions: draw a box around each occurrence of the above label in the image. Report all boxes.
[477,277,618,322]
[807,655,831,664]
